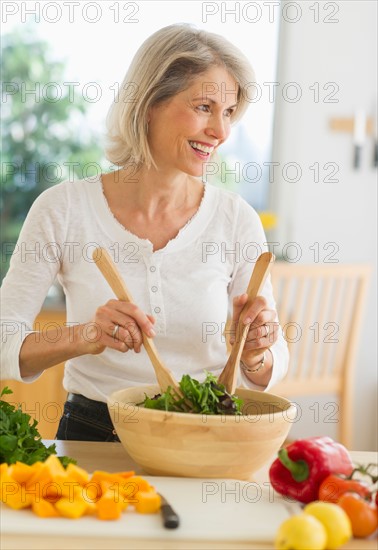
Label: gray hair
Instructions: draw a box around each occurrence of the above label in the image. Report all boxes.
[105,23,255,170]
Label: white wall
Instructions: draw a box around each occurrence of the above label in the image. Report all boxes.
[270,1,377,450]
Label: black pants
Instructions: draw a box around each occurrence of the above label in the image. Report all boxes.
[56,393,120,442]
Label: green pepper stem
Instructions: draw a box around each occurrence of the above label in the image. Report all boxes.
[278,448,310,482]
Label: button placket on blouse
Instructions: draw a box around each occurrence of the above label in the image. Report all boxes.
[145,259,165,333]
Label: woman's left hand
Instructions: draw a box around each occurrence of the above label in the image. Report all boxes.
[229,294,279,354]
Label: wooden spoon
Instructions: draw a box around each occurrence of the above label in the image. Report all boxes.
[92,247,182,396]
[218,252,275,394]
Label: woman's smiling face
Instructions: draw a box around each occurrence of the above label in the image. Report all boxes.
[147,66,239,177]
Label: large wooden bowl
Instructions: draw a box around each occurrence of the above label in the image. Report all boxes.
[108,385,296,480]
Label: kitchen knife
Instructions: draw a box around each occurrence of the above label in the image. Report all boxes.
[158,493,180,529]
[353,109,366,169]
[373,104,378,168]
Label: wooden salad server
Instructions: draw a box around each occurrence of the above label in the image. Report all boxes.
[218,252,275,395]
[92,247,182,396]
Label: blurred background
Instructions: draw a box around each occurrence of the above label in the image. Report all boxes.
[1,1,377,450]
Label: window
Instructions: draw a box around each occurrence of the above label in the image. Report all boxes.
[2,2,280,287]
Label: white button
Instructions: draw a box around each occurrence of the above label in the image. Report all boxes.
[150,266,156,272]
[151,286,158,292]
[154,307,161,313]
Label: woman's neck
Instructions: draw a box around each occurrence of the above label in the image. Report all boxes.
[107,167,202,219]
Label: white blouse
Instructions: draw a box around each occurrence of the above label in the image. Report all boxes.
[0,175,289,402]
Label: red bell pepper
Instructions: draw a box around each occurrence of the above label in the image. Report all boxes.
[269,436,354,504]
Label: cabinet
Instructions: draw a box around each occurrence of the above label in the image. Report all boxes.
[0,310,67,439]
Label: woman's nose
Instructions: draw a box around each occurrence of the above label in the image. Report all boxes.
[205,115,229,141]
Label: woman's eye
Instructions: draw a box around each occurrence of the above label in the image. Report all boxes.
[224,108,235,118]
[197,104,210,112]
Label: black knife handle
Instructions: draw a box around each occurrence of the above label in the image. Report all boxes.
[354,145,362,169]
[161,503,180,529]
[374,142,378,168]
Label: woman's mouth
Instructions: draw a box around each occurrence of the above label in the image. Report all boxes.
[188,140,215,159]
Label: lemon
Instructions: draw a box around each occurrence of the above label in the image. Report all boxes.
[304,501,352,549]
[275,514,327,550]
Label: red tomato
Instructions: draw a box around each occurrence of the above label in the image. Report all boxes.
[338,492,378,538]
[318,474,372,503]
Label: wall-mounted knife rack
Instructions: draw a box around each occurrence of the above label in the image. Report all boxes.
[329,117,374,134]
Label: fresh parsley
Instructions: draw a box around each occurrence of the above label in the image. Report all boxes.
[140,372,243,415]
[0,386,75,467]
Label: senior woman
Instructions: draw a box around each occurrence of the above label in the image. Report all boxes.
[0,24,289,441]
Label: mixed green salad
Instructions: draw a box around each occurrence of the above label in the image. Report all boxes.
[140,372,243,415]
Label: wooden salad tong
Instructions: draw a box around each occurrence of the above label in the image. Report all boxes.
[92,247,182,396]
[218,252,275,394]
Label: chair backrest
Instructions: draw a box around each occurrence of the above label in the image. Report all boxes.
[270,262,371,446]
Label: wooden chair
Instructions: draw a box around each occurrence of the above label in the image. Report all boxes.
[270,263,371,448]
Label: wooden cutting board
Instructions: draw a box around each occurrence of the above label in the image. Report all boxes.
[1,476,297,544]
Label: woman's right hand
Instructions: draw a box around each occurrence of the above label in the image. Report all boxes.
[79,299,156,355]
